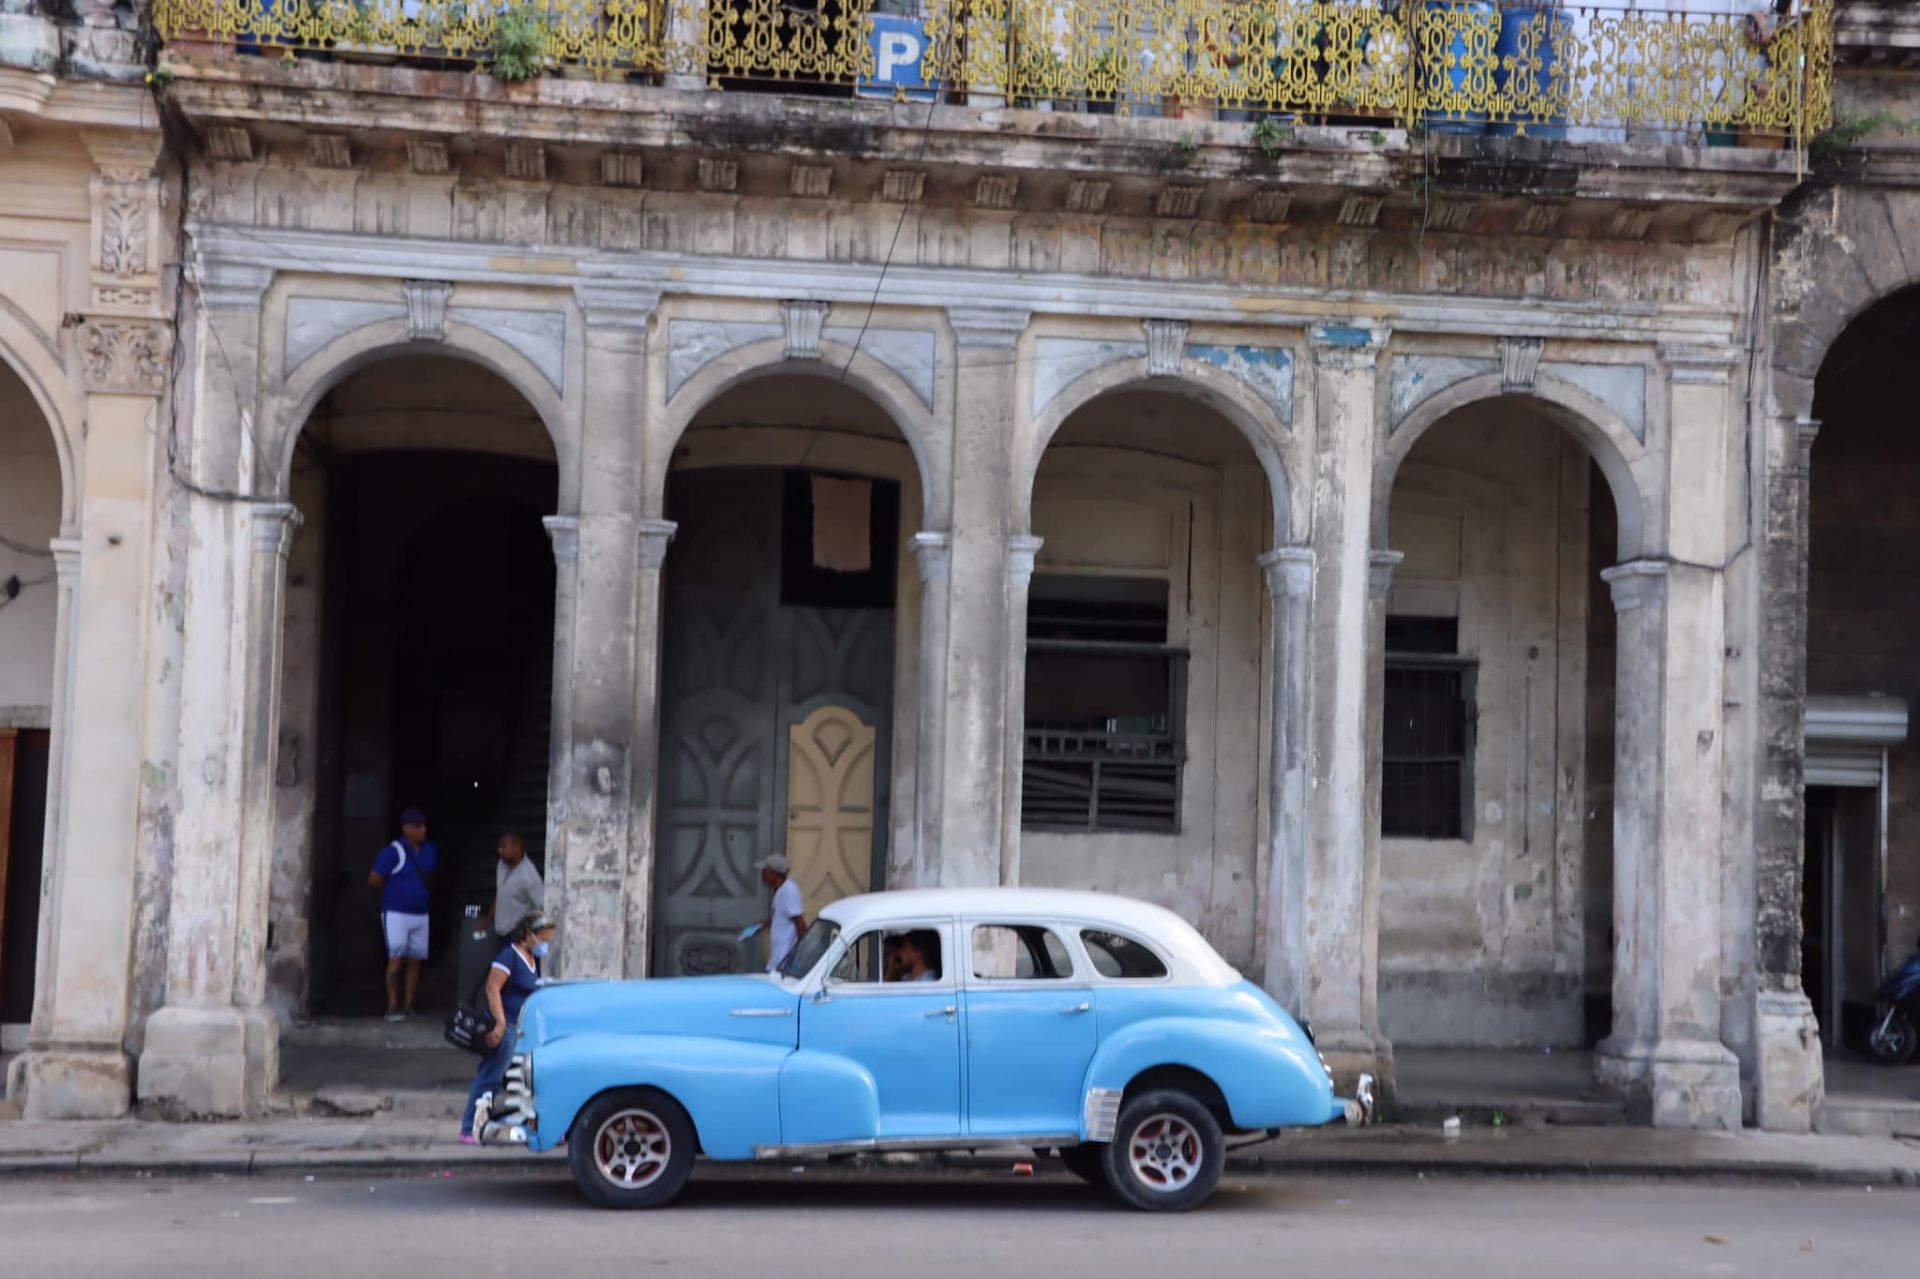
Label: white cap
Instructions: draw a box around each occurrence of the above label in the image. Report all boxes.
[758,853,790,876]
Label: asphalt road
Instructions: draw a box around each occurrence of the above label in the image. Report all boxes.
[1,1166,1910,1277]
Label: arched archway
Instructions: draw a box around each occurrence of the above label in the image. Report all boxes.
[0,355,66,1034]
[1798,286,1920,1063]
[649,364,928,977]
[270,353,561,1024]
[1013,379,1292,973]
[1373,392,1633,1076]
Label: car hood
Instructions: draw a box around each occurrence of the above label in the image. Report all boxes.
[519,973,798,1048]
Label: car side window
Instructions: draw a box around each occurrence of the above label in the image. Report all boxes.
[971,924,1076,981]
[830,926,946,985]
[1080,929,1170,980]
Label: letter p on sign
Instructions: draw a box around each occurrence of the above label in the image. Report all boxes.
[877,30,922,80]
[857,14,936,101]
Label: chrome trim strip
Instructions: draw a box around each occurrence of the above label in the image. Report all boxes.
[729,1008,795,1018]
[751,1133,1080,1159]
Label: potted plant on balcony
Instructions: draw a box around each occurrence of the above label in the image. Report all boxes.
[1086,48,1122,115]
[489,5,548,83]
[332,1,401,66]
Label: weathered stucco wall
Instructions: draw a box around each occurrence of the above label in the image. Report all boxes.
[0,364,61,724]
[1378,406,1598,1046]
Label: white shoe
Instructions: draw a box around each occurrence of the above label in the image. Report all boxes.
[473,1092,493,1134]
[384,1010,406,1023]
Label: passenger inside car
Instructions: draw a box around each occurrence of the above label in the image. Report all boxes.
[892,929,940,982]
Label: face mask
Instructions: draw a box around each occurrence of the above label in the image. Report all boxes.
[531,941,550,959]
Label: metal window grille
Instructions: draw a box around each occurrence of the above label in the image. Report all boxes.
[1021,642,1186,834]
[1381,653,1476,840]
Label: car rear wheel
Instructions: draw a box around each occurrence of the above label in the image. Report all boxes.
[568,1088,696,1209]
[1101,1089,1224,1212]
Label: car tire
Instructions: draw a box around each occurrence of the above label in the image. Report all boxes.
[1058,1144,1108,1187]
[568,1087,697,1209]
[1866,1009,1919,1065]
[1100,1089,1224,1212]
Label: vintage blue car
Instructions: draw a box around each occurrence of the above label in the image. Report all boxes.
[480,887,1372,1211]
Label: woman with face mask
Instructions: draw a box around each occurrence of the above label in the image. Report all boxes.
[461,911,555,1143]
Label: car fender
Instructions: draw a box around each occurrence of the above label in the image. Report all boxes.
[1082,1017,1333,1133]
[525,1032,788,1159]
[775,1048,883,1147]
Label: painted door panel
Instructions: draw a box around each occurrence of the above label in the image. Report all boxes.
[799,990,962,1139]
[964,987,1097,1135]
[786,705,876,914]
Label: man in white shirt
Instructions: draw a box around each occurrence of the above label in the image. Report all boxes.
[756,853,806,973]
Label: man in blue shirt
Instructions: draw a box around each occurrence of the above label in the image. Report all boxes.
[368,806,437,1021]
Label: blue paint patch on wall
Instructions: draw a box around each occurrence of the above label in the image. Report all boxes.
[1313,325,1374,348]
[1185,344,1294,426]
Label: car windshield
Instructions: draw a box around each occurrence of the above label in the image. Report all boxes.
[778,918,839,980]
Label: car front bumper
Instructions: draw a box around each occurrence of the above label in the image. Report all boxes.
[1337,1073,1376,1126]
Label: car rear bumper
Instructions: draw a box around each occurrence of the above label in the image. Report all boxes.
[1334,1073,1376,1127]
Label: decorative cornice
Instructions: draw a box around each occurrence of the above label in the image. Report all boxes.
[75,318,168,394]
[947,307,1029,350]
[1600,559,1669,613]
[1499,336,1545,392]
[636,517,678,570]
[190,257,274,311]
[1008,535,1044,589]
[911,530,952,582]
[403,279,452,342]
[782,299,829,361]
[573,283,661,331]
[542,514,580,567]
[1259,545,1315,599]
[1368,549,1405,600]
[250,501,302,558]
[47,537,83,587]
[1661,342,1742,386]
[1143,318,1189,377]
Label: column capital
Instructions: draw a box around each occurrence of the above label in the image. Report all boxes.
[47,536,84,585]
[1600,559,1669,612]
[573,283,663,331]
[189,256,276,312]
[1008,534,1044,587]
[1259,545,1315,599]
[1367,549,1404,600]
[1794,416,1822,471]
[911,530,952,582]
[75,318,170,396]
[1309,324,1388,370]
[250,501,302,558]
[947,307,1030,350]
[542,514,581,566]
[1660,342,1743,386]
[636,517,678,570]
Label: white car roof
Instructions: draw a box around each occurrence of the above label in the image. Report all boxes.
[815,887,1242,987]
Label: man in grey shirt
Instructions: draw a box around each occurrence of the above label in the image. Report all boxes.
[483,831,545,938]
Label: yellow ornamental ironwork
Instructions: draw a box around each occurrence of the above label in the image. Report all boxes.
[153,0,1835,145]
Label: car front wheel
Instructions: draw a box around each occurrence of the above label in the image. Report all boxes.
[568,1087,696,1209]
[1101,1089,1224,1212]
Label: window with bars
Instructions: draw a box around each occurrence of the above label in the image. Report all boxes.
[1381,616,1475,841]
[1022,574,1186,834]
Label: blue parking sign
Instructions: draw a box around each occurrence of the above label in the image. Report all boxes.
[857,14,938,102]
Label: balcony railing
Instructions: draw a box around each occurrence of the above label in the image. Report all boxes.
[154,0,1835,144]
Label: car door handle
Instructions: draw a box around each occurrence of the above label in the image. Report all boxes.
[926,1005,956,1020]
[1062,1002,1091,1015]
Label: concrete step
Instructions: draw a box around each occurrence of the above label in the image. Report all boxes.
[281,1085,465,1121]
[1391,1097,1632,1128]
[1815,1098,1920,1138]
[282,1018,446,1051]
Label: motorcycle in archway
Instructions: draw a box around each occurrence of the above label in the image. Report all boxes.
[1865,941,1920,1065]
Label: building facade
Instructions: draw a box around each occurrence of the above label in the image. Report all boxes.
[2,0,1910,1134]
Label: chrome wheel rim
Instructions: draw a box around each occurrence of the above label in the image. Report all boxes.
[593,1108,672,1189]
[1871,1017,1916,1058]
[1127,1114,1203,1192]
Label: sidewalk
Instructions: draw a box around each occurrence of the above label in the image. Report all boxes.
[2,1112,1916,1186]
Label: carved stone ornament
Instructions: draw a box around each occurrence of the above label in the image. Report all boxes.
[404,280,452,341]
[100,189,149,276]
[77,319,169,394]
[1144,319,1190,377]
[782,299,829,361]
[1500,337,1545,392]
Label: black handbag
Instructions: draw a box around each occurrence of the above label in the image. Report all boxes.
[443,973,498,1055]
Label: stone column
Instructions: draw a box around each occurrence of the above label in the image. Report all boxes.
[933,307,1029,886]
[140,499,300,1116]
[1595,561,1743,1130]
[539,514,579,951]
[1257,545,1314,1014]
[998,535,1043,884]
[904,531,952,889]
[1750,414,1825,1130]
[1299,325,1392,1090]
[624,518,677,976]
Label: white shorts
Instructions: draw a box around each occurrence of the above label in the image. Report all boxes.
[383,911,429,960]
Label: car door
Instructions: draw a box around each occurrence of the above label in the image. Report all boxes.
[961,920,1098,1137]
[798,920,962,1140]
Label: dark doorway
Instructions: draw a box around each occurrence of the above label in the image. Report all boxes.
[1803,784,1884,1050]
[309,452,557,1016]
[653,467,898,977]
[1,729,49,1025]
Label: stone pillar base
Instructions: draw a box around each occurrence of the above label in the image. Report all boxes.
[1752,989,1824,1133]
[136,1004,279,1117]
[9,1046,133,1119]
[1597,1035,1742,1130]
[1318,1029,1396,1108]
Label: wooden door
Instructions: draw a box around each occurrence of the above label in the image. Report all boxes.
[785,705,876,916]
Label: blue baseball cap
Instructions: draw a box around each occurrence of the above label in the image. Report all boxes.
[399,807,427,826]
